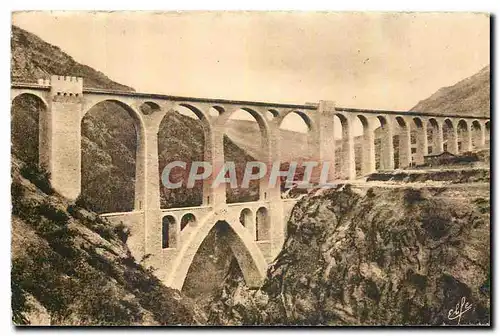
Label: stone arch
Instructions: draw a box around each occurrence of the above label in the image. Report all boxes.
[175,103,212,127]
[82,98,146,129]
[278,110,315,187]
[375,115,394,170]
[219,107,271,204]
[353,114,373,176]
[180,213,197,230]
[470,120,482,149]
[165,212,267,290]
[442,118,455,153]
[457,119,469,153]
[11,90,49,108]
[395,116,408,128]
[158,103,212,208]
[411,117,427,165]
[256,207,270,241]
[239,207,256,239]
[11,93,48,166]
[426,118,441,154]
[278,110,313,133]
[239,208,253,227]
[394,116,411,169]
[267,109,280,121]
[218,106,270,140]
[80,99,147,212]
[209,105,225,118]
[332,113,353,178]
[162,215,178,249]
[139,101,161,115]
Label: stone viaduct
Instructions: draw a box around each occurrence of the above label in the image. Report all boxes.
[11,75,490,290]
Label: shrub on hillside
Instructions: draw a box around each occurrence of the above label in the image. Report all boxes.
[37,201,69,227]
[20,163,53,195]
[114,222,131,244]
[75,194,97,213]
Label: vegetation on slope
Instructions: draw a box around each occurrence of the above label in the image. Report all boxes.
[11,157,204,325]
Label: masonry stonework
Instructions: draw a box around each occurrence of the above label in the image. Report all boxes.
[11,76,490,291]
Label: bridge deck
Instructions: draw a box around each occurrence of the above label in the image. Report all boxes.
[11,82,489,119]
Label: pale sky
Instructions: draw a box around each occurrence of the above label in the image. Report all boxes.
[12,11,489,135]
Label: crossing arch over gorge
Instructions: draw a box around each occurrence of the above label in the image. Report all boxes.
[165,211,268,290]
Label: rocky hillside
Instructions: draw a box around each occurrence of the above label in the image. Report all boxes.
[11,156,204,325]
[208,184,490,326]
[410,65,490,118]
[11,25,259,212]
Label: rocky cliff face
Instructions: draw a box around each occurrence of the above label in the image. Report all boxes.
[208,185,490,326]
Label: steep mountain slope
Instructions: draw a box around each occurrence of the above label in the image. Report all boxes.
[410,65,490,118]
[11,25,133,91]
[11,156,204,325]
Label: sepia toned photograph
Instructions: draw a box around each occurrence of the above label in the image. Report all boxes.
[10,11,490,326]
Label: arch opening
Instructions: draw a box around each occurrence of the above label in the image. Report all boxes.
[81,99,142,213]
[470,120,482,150]
[239,208,253,228]
[374,115,393,170]
[457,120,469,153]
[426,118,441,154]
[158,104,210,208]
[333,114,351,178]
[353,115,368,177]
[279,111,313,192]
[256,207,270,241]
[181,213,197,231]
[139,101,161,115]
[181,220,265,301]
[411,117,426,166]
[442,119,455,153]
[11,93,47,166]
[162,215,177,248]
[209,106,224,118]
[266,109,279,121]
[393,116,410,169]
[279,110,311,134]
[223,108,268,203]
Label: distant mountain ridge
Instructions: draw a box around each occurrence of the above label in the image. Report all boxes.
[410,65,490,118]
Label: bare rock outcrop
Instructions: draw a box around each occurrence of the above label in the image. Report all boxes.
[208,186,490,326]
